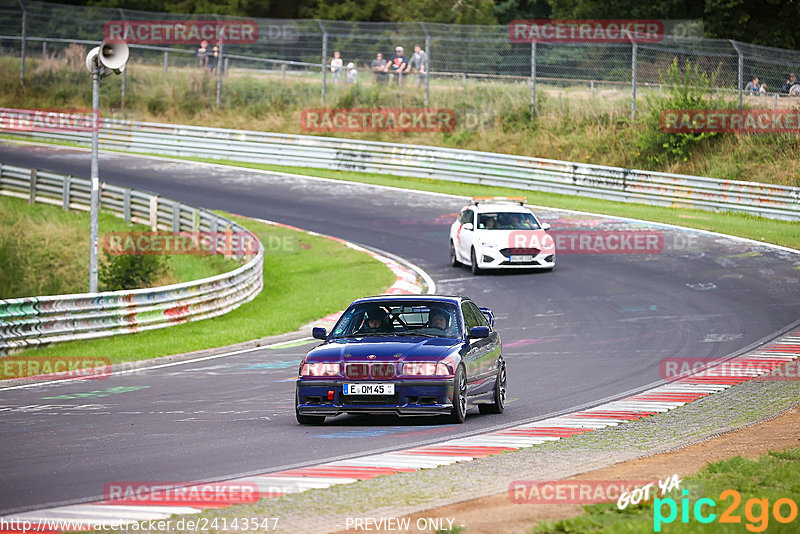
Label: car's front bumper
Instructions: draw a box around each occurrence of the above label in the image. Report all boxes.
[476,248,555,269]
[296,378,454,417]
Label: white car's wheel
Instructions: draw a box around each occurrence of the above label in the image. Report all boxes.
[470,248,482,275]
[450,240,461,267]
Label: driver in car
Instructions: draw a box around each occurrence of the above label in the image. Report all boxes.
[358,307,392,334]
[427,308,450,333]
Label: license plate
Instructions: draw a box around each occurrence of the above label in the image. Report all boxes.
[510,255,535,262]
[343,383,395,395]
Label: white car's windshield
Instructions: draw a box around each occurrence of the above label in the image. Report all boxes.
[330,302,461,339]
[478,212,540,230]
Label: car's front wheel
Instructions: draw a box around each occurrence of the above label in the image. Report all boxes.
[447,365,468,424]
[450,240,460,267]
[479,360,506,415]
[470,248,482,275]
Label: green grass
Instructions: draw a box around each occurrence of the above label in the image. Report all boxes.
[17,214,396,363]
[0,194,235,298]
[178,157,800,250]
[537,447,800,533]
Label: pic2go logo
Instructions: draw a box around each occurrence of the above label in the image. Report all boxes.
[654,489,798,532]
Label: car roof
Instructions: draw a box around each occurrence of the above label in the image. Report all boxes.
[466,203,532,214]
[352,294,468,306]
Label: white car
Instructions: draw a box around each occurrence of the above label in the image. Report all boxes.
[449,197,555,274]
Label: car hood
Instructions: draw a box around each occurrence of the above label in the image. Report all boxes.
[306,336,458,362]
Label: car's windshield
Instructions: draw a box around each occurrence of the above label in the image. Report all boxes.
[330,301,461,339]
[478,212,540,230]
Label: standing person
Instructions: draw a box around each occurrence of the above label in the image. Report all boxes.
[330,51,343,85]
[371,52,388,84]
[407,44,428,88]
[346,62,358,84]
[197,40,210,70]
[383,46,409,86]
[209,41,221,72]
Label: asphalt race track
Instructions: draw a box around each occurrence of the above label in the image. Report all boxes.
[1,142,799,514]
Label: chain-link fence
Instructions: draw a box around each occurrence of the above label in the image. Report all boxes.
[2,0,800,117]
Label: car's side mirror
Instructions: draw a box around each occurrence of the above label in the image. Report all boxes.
[463,223,473,231]
[469,326,490,338]
[312,327,327,340]
[541,222,551,231]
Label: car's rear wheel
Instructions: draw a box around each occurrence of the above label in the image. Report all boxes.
[470,248,482,275]
[450,240,460,267]
[447,365,468,423]
[296,394,325,425]
[479,360,506,414]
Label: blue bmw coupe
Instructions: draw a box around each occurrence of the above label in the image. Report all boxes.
[295,295,505,424]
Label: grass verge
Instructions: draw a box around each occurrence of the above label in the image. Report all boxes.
[16,214,395,364]
[538,447,800,533]
[0,194,235,298]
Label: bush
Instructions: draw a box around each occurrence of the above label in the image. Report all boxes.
[635,59,729,165]
[100,254,168,291]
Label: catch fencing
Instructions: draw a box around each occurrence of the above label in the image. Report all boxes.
[0,162,264,353]
[2,1,800,116]
[8,117,799,220]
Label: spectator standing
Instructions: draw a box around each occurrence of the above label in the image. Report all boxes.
[197,40,210,70]
[330,51,343,84]
[745,76,760,96]
[209,41,221,72]
[371,52,388,84]
[407,44,428,88]
[384,46,409,85]
[346,62,358,84]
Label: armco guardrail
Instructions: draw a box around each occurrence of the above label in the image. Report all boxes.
[0,163,263,353]
[8,117,800,221]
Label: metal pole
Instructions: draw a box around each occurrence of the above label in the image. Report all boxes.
[319,22,327,106]
[41,40,45,57]
[89,66,100,293]
[119,8,126,109]
[216,45,223,107]
[631,41,637,120]
[163,51,168,72]
[18,0,26,85]
[730,40,744,110]
[530,41,537,116]
[421,22,430,108]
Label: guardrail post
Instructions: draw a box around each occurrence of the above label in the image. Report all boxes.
[192,208,200,232]
[62,175,71,210]
[172,203,180,233]
[210,216,218,238]
[631,40,637,120]
[123,188,131,223]
[28,169,37,204]
[281,63,286,81]
[149,195,158,231]
[530,41,537,116]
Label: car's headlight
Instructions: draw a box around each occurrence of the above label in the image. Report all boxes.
[300,362,341,377]
[402,362,452,376]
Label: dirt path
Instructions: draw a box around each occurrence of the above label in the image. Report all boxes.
[341,405,800,534]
